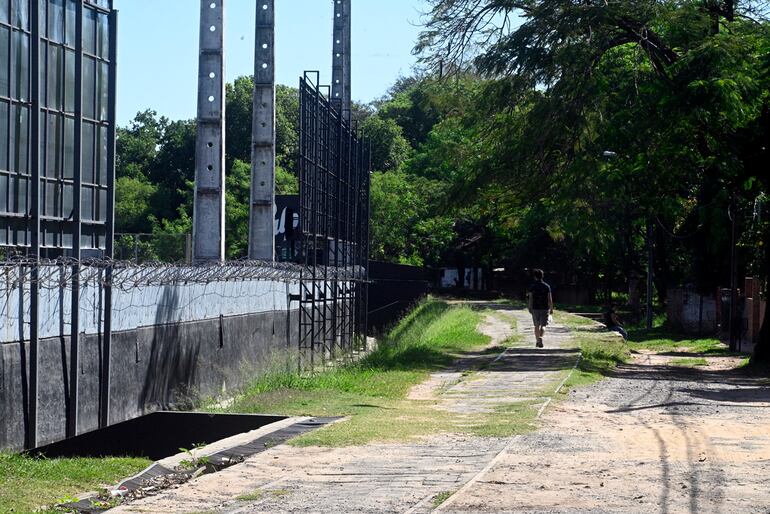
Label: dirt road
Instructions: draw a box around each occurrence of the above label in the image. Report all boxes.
[111,309,770,514]
[441,352,770,514]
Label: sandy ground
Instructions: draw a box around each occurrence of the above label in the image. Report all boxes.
[110,308,770,514]
[440,352,770,514]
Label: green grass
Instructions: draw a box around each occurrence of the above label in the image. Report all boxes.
[669,357,709,367]
[225,300,542,446]
[0,452,150,514]
[626,326,730,354]
[557,312,751,387]
[627,326,756,369]
[432,490,455,507]
[469,401,540,437]
[236,490,264,501]
[555,303,604,314]
[555,311,631,390]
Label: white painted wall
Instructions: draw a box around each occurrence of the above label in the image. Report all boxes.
[0,265,300,343]
[439,268,484,290]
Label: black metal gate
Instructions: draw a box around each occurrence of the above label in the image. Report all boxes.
[297,72,370,372]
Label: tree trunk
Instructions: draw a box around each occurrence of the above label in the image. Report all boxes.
[653,222,669,305]
[752,235,770,361]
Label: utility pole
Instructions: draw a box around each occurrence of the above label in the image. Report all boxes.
[646,218,654,330]
[249,0,276,261]
[331,0,351,122]
[192,0,226,263]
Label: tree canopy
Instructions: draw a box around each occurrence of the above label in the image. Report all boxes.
[115,2,770,356]
[413,0,770,354]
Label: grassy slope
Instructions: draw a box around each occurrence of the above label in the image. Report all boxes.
[225,300,543,446]
[626,327,732,354]
[0,453,149,514]
[555,312,631,390]
[556,309,751,390]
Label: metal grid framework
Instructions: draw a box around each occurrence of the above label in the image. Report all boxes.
[0,0,115,254]
[298,72,370,372]
[0,0,116,449]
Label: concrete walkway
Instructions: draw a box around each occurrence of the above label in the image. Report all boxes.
[112,307,581,514]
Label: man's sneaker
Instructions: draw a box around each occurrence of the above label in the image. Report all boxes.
[536,338,544,348]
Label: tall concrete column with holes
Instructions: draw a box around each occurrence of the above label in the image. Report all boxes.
[331,0,351,122]
[193,0,227,263]
[249,0,276,261]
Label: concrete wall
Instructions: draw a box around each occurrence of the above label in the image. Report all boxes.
[0,307,299,451]
[744,277,766,345]
[2,267,298,343]
[0,266,305,451]
[666,288,718,335]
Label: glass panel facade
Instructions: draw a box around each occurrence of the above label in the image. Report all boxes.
[48,0,64,43]
[83,56,94,118]
[82,120,93,182]
[12,30,29,101]
[0,0,115,254]
[96,11,106,57]
[11,104,28,173]
[64,0,75,47]
[0,100,8,171]
[0,27,9,97]
[83,7,94,54]
[12,0,28,30]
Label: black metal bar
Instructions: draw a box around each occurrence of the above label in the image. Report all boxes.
[729,199,738,352]
[3,0,14,246]
[100,7,117,428]
[67,0,84,440]
[296,74,371,371]
[297,76,305,372]
[28,0,41,450]
[362,139,371,339]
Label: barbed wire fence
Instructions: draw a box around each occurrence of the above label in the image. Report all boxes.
[0,256,368,370]
[0,258,315,289]
[0,255,371,450]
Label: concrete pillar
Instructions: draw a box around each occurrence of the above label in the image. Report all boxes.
[343,0,352,122]
[192,0,227,263]
[249,0,276,261]
[331,0,351,122]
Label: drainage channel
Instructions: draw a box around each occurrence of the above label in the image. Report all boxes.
[32,412,340,513]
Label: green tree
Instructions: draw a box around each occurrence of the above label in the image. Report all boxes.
[360,116,413,172]
[226,77,301,171]
[115,176,158,233]
[370,170,453,266]
[225,160,251,259]
[116,109,163,180]
[276,165,299,194]
[418,0,770,355]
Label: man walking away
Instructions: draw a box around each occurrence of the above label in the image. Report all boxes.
[527,269,553,348]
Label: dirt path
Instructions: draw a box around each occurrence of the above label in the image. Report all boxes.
[439,352,770,514]
[109,310,770,514]
[110,307,579,514]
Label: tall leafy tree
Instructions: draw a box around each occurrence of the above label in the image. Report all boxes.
[418,0,770,356]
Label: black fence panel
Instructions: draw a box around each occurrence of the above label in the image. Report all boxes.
[367,261,431,333]
[297,72,370,371]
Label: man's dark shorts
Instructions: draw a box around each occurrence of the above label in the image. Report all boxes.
[532,309,549,327]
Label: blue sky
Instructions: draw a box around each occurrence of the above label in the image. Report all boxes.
[113,0,428,125]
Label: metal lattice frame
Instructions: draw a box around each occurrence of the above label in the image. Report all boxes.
[298,72,370,372]
[0,0,117,448]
